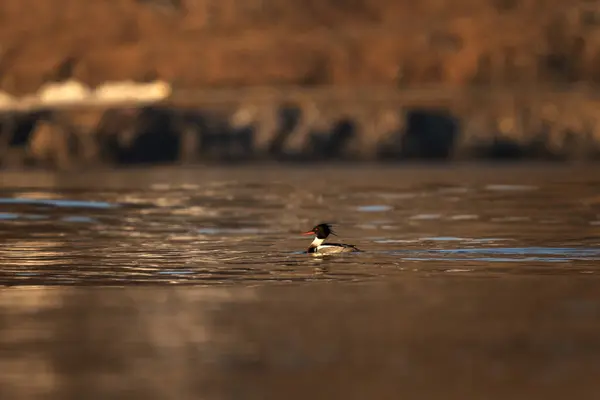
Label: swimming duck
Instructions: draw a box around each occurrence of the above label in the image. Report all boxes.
[302,223,361,254]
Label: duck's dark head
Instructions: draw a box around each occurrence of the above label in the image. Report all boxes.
[302,223,335,239]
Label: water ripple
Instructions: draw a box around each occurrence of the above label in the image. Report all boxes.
[0,198,117,209]
[0,166,598,285]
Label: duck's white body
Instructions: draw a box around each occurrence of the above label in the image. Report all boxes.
[307,236,360,255]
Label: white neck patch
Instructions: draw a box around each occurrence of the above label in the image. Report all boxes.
[310,237,325,247]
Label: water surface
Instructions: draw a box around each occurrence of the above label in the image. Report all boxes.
[0,164,599,399]
[0,164,598,284]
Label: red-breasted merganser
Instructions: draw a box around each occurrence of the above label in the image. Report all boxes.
[302,223,361,254]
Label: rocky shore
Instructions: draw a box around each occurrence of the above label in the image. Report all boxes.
[0,85,599,169]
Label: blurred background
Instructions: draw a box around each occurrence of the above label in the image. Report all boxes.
[0,2,600,399]
[1,0,600,167]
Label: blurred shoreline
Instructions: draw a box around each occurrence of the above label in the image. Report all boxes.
[1,84,600,169]
[1,0,600,169]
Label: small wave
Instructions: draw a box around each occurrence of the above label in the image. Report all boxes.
[444,268,472,272]
[491,216,531,222]
[435,247,600,256]
[197,227,267,235]
[0,212,19,220]
[0,198,117,209]
[449,214,479,220]
[0,212,48,220]
[356,205,393,212]
[485,184,538,191]
[61,216,96,223]
[419,236,467,241]
[409,214,442,220]
[402,257,572,263]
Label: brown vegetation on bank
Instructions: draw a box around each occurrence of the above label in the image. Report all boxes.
[0,0,598,94]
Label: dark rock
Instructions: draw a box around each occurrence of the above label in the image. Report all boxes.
[400,108,460,159]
